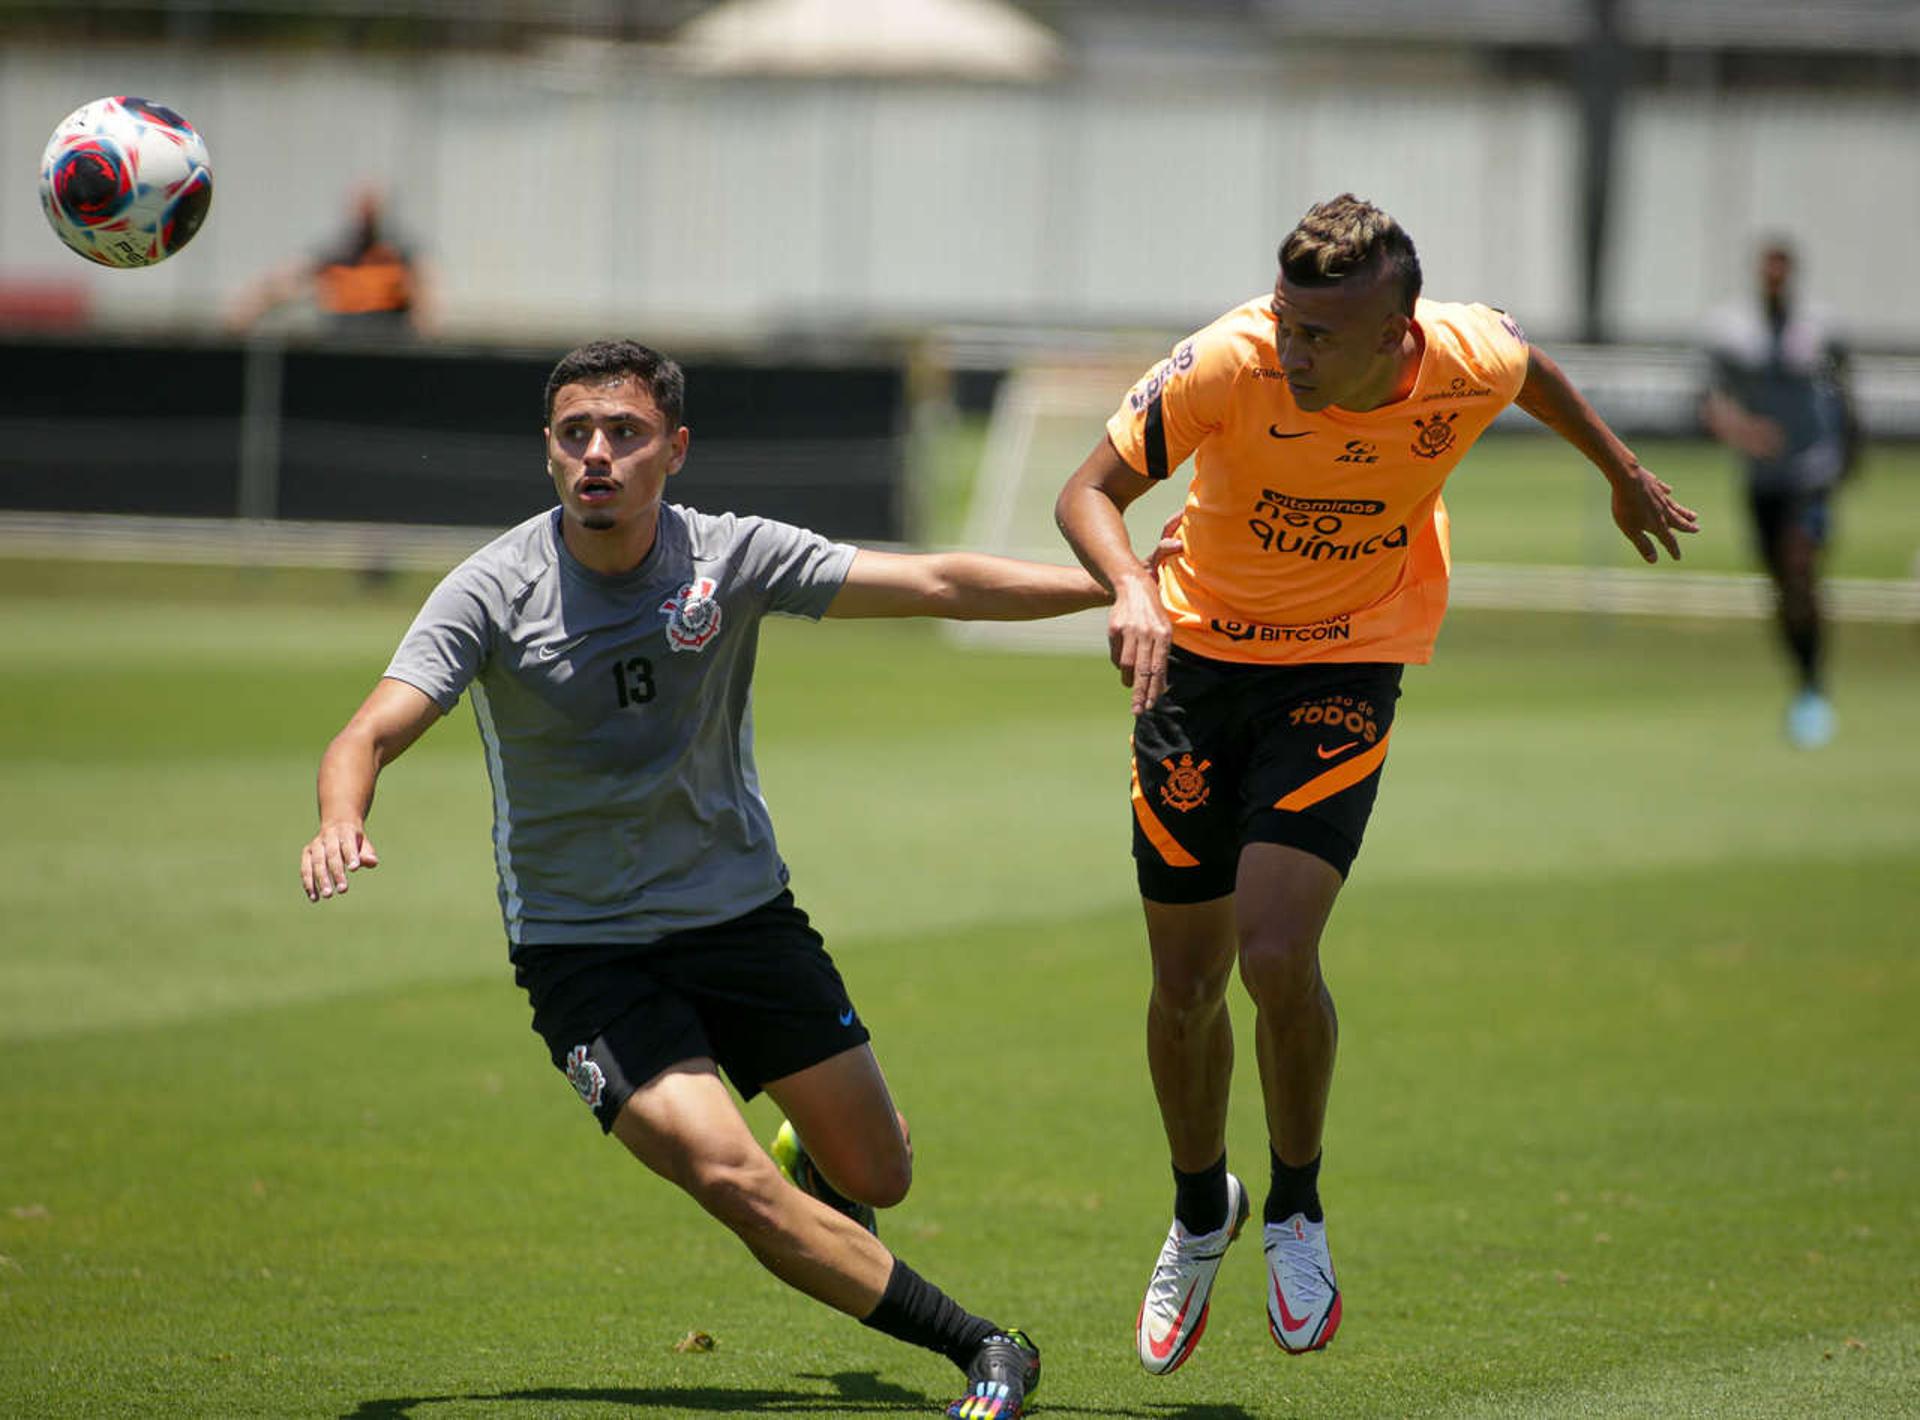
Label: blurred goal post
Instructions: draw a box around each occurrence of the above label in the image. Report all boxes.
[949,356,1190,652]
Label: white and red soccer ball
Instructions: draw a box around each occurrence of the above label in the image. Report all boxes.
[39,95,213,269]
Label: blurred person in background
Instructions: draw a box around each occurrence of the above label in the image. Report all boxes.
[1056,194,1698,1376]
[297,339,1101,1419]
[1701,237,1861,749]
[229,183,436,337]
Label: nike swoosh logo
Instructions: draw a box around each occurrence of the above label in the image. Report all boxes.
[1272,1275,1313,1332]
[838,1008,856,1027]
[536,634,590,660]
[1316,741,1359,759]
[1145,1280,1202,1360]
[1268,426,1311,439]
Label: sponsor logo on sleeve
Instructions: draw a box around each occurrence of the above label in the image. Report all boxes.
[661,577,723,652]
[1127,342,1197,411]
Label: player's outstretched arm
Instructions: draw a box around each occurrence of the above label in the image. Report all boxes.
[1055,436,1170,714]
[1700,386,1784,460]
[301,678,443,903]
[823,549,1108,622]
[1516,346,1700,563]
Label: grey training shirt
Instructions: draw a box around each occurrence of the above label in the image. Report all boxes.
[384,503,856,950]
[1704,300,1849,493]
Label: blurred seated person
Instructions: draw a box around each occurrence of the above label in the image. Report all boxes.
[229,185,437,338]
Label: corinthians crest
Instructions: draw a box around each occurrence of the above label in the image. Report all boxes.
[1159,753,1212,812]
[661,577,723,652]
[1411,409,1459,459]
[566,1044,606,1109]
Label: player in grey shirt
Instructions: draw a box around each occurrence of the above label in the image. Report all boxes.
[1702,237,1860,748]
[384,496,858,949]
[299,340,1111,1419]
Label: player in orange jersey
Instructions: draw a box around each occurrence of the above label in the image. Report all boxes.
[1055,194,1698,1372]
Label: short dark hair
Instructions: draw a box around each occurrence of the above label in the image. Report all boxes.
[1278,194,1423,317]
[544,339,686,428]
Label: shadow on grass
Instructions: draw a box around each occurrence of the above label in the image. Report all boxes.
[343,1373,1267,1418]
[344,1369,926,1417]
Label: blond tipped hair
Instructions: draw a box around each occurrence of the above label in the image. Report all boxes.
[1278,194,1422,316]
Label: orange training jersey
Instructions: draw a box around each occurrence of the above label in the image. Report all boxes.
[1106,296,1529,665]
[317,241,416,316]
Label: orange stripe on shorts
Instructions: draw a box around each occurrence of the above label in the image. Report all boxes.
[1273,731,1392,814]
[1131,756,1199,868]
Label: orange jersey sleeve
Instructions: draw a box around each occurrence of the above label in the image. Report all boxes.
[1107,297,1529,665]
[1106,307,1261,481]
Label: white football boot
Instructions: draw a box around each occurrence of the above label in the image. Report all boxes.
[1264,1211,1342,1352]
[1135,1172,1250,1374]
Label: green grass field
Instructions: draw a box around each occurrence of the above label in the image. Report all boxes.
[3,504,1918,1416]
[1439,437,1920,579]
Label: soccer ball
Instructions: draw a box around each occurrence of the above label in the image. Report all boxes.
[38,96,213,269]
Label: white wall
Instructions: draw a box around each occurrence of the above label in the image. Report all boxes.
[1609,90,1920,343]
[3,45,1913,348]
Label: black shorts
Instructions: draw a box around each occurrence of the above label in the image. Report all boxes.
[1132,651,1403,901]
[1748,485,1831,560]
[512,891,871,1132]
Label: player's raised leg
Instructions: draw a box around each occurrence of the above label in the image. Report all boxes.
[765,1042,914,1235]
[766,1047,1040,1416]
[1234,842,1345,1353]
[612,1059,895,1312]
[1135,894,1250,1372]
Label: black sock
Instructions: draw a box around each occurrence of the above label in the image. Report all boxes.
[1173,1152,1230,1234]
[1787,618,1821,690]
[860,1258,996,1369]
[1266,1147,1323,1225]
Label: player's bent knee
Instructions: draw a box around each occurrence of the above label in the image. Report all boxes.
[850,1152,913,1209]
[818,1135,913,1208]
[880,1113,915,1204]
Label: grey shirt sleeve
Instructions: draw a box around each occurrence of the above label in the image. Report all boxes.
[382,562,496,712]
[727,515,858,618]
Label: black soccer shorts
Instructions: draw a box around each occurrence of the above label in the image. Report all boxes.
[1131,651,1403,901]
[512,890,871,1132]
[1748,484,1832,559]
